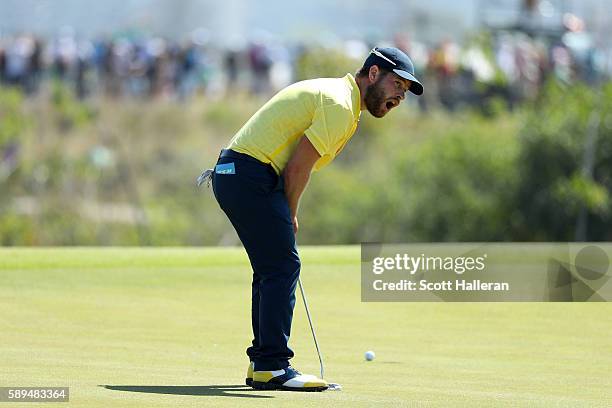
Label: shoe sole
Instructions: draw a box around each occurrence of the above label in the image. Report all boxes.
[251,381,328,392]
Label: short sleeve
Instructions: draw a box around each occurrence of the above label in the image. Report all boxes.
[304,104,351,156]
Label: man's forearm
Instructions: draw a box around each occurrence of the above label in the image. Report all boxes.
[283,165,311,217]
[282,135,320,226]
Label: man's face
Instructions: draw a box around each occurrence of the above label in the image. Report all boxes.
[364,68,411,118]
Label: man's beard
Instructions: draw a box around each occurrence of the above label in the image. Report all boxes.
[364,78,387,118]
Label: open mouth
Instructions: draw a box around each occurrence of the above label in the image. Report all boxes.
[385,99,399,110]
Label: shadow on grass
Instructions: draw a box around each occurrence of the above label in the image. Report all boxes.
[100,384,273,399]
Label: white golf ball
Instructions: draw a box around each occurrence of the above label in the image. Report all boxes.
[364,351,375,361]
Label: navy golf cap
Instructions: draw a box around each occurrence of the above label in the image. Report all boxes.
[363,47,424,96]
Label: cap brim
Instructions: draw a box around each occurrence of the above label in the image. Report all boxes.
[393,69,424,96]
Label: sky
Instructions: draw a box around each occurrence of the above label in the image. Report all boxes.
[0,0,608,45]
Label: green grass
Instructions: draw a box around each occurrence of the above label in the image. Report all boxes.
[1,246,611,407]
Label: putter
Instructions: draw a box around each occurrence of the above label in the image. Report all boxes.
[297,277,342,391]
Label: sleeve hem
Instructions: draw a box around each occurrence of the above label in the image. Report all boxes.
[304,130,328,157]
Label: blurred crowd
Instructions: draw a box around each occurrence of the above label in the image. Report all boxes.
[0,14,609,111]
[419,13,609,111]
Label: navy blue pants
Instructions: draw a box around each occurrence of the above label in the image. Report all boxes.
[212,149,300,371]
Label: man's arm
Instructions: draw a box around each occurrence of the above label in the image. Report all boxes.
[283,135,321,234]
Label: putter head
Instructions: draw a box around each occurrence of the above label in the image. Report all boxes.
[327,382,342,391]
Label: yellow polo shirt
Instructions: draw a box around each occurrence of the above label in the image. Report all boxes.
[227,73,361,174]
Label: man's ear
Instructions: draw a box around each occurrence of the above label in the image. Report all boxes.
[368,65,380,82]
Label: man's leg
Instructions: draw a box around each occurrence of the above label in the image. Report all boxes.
[212,158,299,369]
[249,230,300,370]
[246,272,261,362]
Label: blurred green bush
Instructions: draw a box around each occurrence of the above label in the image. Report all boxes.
[514,81,612,240]
[294,46,360,80]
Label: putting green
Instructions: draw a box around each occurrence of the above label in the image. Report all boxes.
[1,247,611,407]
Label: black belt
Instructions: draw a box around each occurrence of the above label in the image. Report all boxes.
[219,149,282,190]
[198,149,271,188]
[219,149,270,167]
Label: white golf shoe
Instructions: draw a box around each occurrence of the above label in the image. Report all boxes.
[251,366,328,392]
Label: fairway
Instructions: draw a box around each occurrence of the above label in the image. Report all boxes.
[1,247,611,407]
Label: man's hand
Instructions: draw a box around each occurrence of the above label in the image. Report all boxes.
[283,136,321,234]
[292,216,299,235]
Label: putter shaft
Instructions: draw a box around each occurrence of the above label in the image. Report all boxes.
[297,277,324,380]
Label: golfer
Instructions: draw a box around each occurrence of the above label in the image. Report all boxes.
[208,47,423,391]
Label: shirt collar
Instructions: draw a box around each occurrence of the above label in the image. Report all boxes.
[345,73,361,122]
